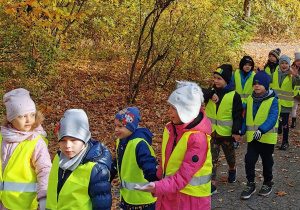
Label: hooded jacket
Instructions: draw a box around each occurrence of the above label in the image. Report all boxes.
[154,109,212,210]
[56,139,112,210]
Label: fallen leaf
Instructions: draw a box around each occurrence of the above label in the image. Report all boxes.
[276,191,287,196]
[281,169,288,172]
[227,189,234,192]
[286,182,294,187]
[217,198,223,202]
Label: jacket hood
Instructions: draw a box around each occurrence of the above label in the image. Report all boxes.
[82,139,112,170]
[128,127,153,145]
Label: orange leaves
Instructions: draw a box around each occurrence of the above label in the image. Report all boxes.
[276,191,287,196]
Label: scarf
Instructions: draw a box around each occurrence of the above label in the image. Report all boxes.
[252,89,274,103]
[0,124,46,143]
[59,143,90,171]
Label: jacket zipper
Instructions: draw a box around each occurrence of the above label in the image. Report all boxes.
[62,170,66,179]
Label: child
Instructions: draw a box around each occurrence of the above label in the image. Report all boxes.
[135,81,212,210]
[291,52,300,128]
[0,88,51,210]
[270,55,300,150]
[46,109,112,209]
[110,107,158,210]
[231,56,256,148]
[205,64,243,193]
[264,48,281,75]
[240,71,279,199]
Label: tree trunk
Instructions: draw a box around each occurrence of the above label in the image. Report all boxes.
[243,0,251,19]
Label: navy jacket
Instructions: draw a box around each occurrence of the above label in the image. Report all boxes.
[110,127,158,183]
[57,139,112,210]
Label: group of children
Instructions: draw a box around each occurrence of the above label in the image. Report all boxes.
[0,49,299,210]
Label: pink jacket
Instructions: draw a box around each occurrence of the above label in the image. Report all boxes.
[154,109,212,210]
[0,135,52,210]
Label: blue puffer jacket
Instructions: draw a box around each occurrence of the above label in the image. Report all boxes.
[110,127,158,183]
[57,139,112,210]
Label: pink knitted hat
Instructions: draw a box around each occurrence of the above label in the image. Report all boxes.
[3,88,36,122]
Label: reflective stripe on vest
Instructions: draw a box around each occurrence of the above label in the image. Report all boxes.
[205,91,235,136]
[234,70,255,104]
[116,138,157,205]
[46,154,96,210]
[246,96,279,144]
[162,127,212,197]
[271,70,294,108]
[1,181,37,192]
[164,173,211,186]
[0,134,46,210]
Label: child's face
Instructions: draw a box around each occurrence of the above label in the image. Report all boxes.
[114,119,133,139]
[243,63,252,72]
[295,60,300,67]
[11,112,36,132]
[59,136,85,158]
[253,82,266,96]
[168,105,182,125]
[213,74,227,88]
[268,54,277,63]
[280,60,289,72]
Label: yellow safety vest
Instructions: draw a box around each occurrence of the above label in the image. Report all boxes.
[294,85,300,96]
[0,134,47,210]
[46,154,96,210]
[206,91,235,136]
[270,70,294,108]
[265,65,279,75]
[246,96,279,144]
[116,138,157,205]
[161,128,212,197]
[234,70,255,104]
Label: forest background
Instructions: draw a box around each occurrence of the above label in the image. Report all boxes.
[1,0,300,207]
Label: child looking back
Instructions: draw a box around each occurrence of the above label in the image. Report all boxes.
[264,48,281,75]
[110,107,158,210]
[204,64,243,193]
[46,109,112,209]
[240,71,279,200]
[291,52,300,128]
[135,81,212,210]
[0,88,51,210]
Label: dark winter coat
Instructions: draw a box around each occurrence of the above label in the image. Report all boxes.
[57,139,112,210]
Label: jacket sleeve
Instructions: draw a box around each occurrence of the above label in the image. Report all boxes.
[258,97,279,133]
[89,163,112,210]
[153,132,208,196]
[231,92,243,135]
[109,158,118,183]
[136,141,159,182]
[202,88,215,104]
[32,137,52,201]
[241,105,247,135]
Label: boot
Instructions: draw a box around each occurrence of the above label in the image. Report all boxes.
[279,141,289,150]
[291,117,296,129]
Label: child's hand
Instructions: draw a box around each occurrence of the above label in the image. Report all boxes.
[291,65,299,78]
[134,182,155,193]
[232,134,241,142]
[212,94,219,103]
[38,198,46,210]
[253,129,262,141]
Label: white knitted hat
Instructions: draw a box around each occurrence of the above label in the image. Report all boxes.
[167,81,204,123]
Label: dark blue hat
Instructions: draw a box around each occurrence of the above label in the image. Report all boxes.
[253,71,270,90]
[115,107,140,132]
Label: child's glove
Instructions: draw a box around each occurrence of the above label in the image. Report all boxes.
[253,129,262,141]
[39,198,46,210]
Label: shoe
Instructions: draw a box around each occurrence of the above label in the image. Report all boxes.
[234,142,239,149]
[258,182,273,196]
[278,119,282,134]
[279,142,289,150]
[240,182,256,200]
[228,168,237,183]
[291,118,296,128]
[211,181,217,195]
